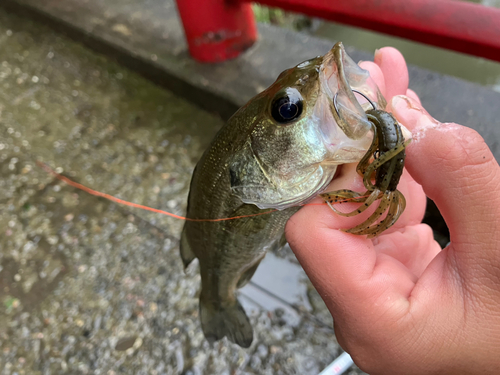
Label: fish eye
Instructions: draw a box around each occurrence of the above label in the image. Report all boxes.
[270,88,304,124]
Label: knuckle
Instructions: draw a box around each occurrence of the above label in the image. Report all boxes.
[439,126,494,172]
[422,125,500,199]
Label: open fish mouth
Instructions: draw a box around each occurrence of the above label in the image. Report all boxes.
[315,42,385,162]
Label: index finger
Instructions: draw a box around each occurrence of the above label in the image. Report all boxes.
[359,47,409,101]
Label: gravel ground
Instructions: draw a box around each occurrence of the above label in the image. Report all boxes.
[0,8,366,375]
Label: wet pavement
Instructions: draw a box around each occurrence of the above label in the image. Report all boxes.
[0,8,365,375]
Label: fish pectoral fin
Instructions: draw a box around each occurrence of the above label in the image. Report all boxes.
[200,298,253,348]
[277,232,288,250]
[180,228,196,268]
[237,236,286,289]
[237,253,265,289]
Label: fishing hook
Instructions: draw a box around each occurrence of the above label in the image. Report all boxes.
[333,89,377,118]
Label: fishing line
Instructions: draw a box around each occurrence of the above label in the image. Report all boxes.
[37,161,369,222]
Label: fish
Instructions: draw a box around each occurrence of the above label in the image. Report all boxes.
[180,42,386,348]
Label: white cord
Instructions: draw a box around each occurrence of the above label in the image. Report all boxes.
[318,352,354,375]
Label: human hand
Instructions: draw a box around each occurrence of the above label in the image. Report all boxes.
[286,47,500,375]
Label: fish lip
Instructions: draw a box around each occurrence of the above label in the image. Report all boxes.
[315,42,380,161]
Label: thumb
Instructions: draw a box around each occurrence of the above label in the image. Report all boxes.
[389,95,500,257]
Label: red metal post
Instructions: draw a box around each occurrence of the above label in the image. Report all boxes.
[175,0,258,63]
[243,0,500,63]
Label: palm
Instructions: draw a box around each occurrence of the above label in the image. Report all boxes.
[286,47,500,375]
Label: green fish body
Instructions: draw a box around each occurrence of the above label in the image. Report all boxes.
[180,42,385,347]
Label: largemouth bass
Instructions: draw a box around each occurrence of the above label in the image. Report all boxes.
[180,42,386,347]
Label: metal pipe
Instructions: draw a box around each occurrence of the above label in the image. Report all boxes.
[175,0,258,63]
[246,0,500,62]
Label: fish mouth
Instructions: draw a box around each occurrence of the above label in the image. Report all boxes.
[313,93,373,164]
[314,42,384,163]
[320,42,385,114]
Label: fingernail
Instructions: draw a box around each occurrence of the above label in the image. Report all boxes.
[391,95,420,114]
[390,95,440,143]
[391,95,437,120]
[400,123,413,143]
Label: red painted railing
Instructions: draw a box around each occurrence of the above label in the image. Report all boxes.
[175,0,500,63]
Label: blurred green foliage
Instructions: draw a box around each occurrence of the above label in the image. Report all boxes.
[252,4,313,31]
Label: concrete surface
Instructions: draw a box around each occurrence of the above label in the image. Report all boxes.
[6,0,500,245]
[2,0,500,373]
[0,7,365,375]
[3,0,500,159]
[3,0,500,156]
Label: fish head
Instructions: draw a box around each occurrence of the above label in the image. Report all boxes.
[229,42,386,210]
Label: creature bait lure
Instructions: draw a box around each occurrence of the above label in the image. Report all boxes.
[321,98,410,238]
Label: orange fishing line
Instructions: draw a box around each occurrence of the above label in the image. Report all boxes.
[36,161,367,222]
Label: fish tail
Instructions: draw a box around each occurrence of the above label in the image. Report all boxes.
[199,296,253,348]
